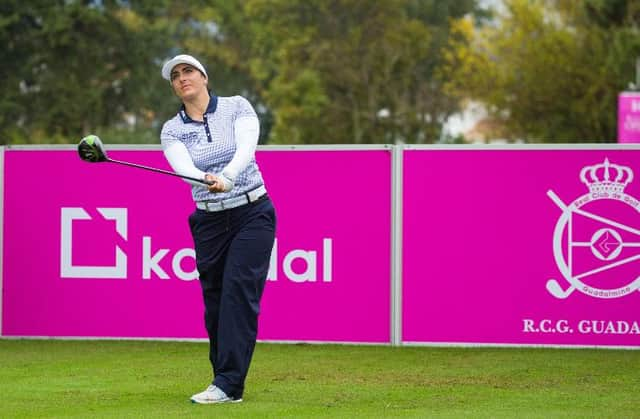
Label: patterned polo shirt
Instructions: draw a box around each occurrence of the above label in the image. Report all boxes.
[160,95,265,202]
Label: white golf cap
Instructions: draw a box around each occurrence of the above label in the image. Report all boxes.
[161,54,208,80]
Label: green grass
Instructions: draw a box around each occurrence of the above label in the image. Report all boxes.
[0,340,638,418]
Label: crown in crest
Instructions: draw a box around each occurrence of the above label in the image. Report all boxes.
[580,158,634,194]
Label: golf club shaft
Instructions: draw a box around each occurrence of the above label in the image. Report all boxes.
[107,158,212,185]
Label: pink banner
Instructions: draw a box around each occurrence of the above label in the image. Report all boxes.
[618,92,640,143]
[2,149,391,343]
[403,149,640,347]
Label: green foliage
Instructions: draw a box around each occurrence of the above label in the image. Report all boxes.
[95,126,160,144]
[244,0,481,144]
[444,0,640,142]
[582,0,640,27]
[0,1,176,145]
[7,0,639,144]
[0,0,481,145]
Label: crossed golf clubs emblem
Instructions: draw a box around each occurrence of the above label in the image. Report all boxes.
[547,158,640,299]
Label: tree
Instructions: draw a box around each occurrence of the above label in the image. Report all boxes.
[0,0,178,144]
[0,0,481,145]
[244,0,481,144]
[443,0,640,142]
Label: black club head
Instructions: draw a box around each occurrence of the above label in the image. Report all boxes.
[78,135,108,163]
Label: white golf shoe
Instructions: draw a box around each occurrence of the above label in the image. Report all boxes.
[190,384,243,404]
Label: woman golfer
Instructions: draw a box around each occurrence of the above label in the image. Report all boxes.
[160,54,276,404]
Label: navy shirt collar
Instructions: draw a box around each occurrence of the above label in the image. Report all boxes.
[179,93,218,123]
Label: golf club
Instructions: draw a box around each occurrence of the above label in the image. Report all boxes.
[77,134,213,185]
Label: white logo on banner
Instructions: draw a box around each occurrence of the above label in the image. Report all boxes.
[547,159,640,299]
[60,207,198,281]
[60,207,333,283]
[60,207,128,278]
[267,238,333,283]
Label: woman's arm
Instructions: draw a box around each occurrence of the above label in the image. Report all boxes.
[162,140,208,187]
[219,115,260,190]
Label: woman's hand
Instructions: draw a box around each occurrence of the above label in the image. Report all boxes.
[204,173,234,193]
[204,174,226,193]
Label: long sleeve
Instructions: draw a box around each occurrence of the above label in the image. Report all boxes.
[162,140,207,187]
[221,116,260,182]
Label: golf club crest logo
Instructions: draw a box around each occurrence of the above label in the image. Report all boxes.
[548,158,640,299]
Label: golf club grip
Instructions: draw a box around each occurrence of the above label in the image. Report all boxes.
[107,158,213,185]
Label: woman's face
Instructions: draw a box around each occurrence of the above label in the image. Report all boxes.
[170,64,207,101]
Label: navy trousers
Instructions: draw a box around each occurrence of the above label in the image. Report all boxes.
[188,195,276,399]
